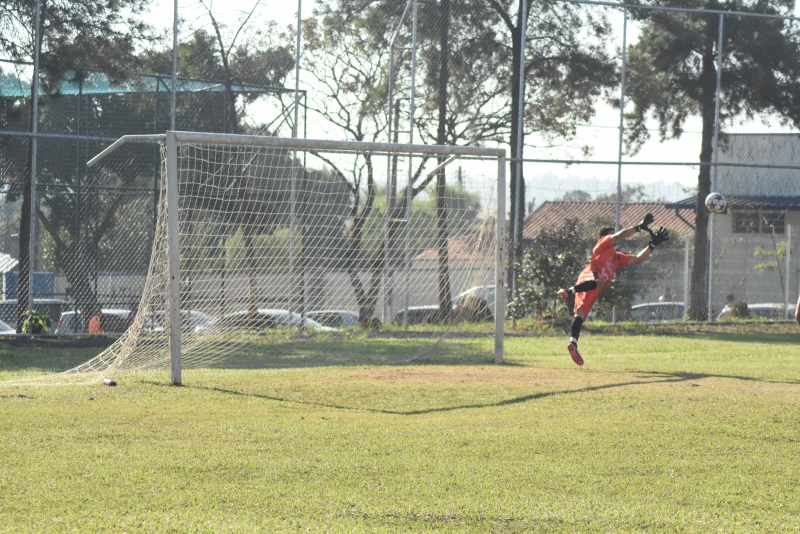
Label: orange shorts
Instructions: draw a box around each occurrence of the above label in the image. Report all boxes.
[573,272,603,316]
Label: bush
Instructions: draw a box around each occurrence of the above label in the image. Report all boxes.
[731,301,751,318]
[21,310,49,334]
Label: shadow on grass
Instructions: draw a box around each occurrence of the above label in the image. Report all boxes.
[0,346,108,374]
[205,337,519,370]
[191,369,800,416]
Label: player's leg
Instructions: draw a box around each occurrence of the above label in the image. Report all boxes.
[795,292,800,328]
[557,274,606,299]
[567,285,602,366]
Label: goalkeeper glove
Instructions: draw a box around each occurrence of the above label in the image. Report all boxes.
[648,227,670,249]
[634,213,655,233]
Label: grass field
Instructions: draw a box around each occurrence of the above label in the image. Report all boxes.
[1,332,800,532]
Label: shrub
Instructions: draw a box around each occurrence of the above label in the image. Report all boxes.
[731,301,751,318]
[21,310,49,334]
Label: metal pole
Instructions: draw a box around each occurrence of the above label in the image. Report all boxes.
[707,13,723,322]
[404,0,418,329]
[684,233,690,320]
[495,154,507,364]
[384,45,395,322]
[785,223,791,319]
[384,0,412,323]
[611,8,628,327]
[166,132,182,385]
[513,0,527,296]
[289,0,302,316]
[616,7,628,233]
[171,0,178,130]
[29,0,41,311]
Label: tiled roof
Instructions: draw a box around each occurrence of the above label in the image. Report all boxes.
[522,201,695,240]
[666,195,800,211]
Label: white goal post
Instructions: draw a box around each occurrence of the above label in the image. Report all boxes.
[89,131,507,385]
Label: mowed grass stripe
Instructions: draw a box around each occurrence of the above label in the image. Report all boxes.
[1,334,799,532]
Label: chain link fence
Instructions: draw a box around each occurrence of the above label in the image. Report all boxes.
[2,0,800,333]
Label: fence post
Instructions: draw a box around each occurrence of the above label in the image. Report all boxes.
[28,0,42,314]
[512,0,528,316]
[707,13,724,322]
[684,233,690,320]
[403,0,419,329]
[171,0,178,130]
[289,0,302,317]
[786,223,792,319]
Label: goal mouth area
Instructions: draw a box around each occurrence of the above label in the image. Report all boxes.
[2,133,507,387]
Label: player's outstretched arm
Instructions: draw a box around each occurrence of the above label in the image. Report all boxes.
[628,227,670,266]
[608,213,655,245]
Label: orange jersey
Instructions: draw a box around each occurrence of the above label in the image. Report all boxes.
[580,235,633,284]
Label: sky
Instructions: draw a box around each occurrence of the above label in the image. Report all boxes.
[141,0,800,203]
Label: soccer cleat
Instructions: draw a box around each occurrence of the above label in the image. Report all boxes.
[557,288,571,299]
[568,342,584,366]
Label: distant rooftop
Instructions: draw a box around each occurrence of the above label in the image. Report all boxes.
[523,201,696,240]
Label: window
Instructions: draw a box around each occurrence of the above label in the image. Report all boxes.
[732,211,785,234]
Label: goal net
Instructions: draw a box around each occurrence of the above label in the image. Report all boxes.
[7,132,506,385]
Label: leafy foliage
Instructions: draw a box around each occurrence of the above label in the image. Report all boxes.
[731,301,751,318]
[21,310,49,334]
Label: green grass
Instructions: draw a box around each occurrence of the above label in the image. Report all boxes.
[1,333,800,532]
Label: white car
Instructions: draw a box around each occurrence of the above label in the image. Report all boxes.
[0,319,16,335]
[451,285,496,314]
[55,309,130,334]
[199,309,334,333]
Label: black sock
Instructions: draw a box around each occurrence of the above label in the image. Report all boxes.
[570,315,584,345]
[571,280,598,293]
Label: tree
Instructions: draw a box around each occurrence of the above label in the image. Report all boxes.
[0,0,152,331]
[560,190,593,202]
[482,0,616,261]
[594,184,648,203]
[624,0,800,320]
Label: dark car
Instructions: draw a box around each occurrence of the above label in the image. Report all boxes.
[392,305,439,326]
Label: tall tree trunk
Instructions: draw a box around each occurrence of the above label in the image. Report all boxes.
[16,85,35,332]
[435,0,453,319]
[688,44,716,321]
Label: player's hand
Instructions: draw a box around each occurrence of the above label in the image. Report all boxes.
[634,213,654,232]
[650,227,670,247]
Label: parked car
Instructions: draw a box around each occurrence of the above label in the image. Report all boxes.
[451,285,496,314]
[717,303,794,321]
[392,305,439,326]
[0,299,68,329]
[141,310,217,333]
[0,319,16,335]
[306,310,360,329]
[630,302,685,322]
[55,309,130,334]
[199,309,334,333]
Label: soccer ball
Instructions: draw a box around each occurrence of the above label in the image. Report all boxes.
[705,192,727,214]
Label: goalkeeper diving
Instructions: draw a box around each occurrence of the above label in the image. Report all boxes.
[556,214,669,366]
